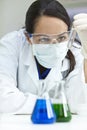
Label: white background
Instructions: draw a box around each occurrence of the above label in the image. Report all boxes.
[0,0,35,38]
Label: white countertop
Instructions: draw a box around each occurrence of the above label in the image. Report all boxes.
[0,114,87,130]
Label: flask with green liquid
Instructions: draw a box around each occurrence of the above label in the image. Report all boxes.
[52,80,72,122]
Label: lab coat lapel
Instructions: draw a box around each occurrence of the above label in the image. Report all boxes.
[23,44,39,87]
[27,58,39,86]
[41,62,62,92]
[46,62,62,82]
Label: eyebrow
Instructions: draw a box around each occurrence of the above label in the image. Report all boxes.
[28,31,70,37]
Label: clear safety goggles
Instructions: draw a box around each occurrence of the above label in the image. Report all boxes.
[25,30,76,48]
[29,31,70,44]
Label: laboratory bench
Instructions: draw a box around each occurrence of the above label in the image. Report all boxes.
[0,114,87,130]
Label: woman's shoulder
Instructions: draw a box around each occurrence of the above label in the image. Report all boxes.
[0,29,29,50]
[0,29,31,57]
[62,41,84,78]
[70,41,81,55]
[0,29,25,42]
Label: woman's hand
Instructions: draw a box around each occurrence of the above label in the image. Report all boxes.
[73,13,87,59]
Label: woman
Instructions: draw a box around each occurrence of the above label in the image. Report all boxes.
[0,0,87,114]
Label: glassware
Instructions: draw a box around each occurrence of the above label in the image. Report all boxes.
[52,80,72,122]
[67,28,76,49]
[31,80,56,124]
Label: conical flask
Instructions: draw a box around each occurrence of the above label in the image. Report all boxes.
[31,80,56,124]
[52,80,72,122]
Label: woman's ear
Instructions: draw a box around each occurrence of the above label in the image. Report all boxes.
[24,32,32,44]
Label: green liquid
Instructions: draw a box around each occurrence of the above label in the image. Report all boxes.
[52,103,72,122]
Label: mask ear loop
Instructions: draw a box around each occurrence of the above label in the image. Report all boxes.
[67,28,76,49]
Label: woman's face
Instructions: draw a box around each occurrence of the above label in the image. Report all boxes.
[34,15,68,35]
[30,16,69,68]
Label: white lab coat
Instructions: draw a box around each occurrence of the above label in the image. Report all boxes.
[0,29,87,114]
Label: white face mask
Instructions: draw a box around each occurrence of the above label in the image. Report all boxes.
[32,41,68,68]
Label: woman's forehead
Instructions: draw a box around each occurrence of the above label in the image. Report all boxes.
[34,16,68,34]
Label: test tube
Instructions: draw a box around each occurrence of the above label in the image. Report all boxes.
[67,28,77,49]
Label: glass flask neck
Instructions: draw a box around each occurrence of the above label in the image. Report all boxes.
[52,80,72,122]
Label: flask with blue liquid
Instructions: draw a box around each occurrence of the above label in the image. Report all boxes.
[31,80,56,124]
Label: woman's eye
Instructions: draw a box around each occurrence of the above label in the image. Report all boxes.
[57,36,67,43]
[38,37,50,43]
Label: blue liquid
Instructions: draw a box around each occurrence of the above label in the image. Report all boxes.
[31,99,56,124]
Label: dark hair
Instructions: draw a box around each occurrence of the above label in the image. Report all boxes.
[25,0,76,77]
[25,0,71,33]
